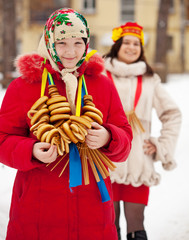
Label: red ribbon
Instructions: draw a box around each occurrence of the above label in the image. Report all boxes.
[106,71,142,110]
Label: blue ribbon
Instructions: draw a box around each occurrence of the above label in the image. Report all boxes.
[82,77,110,202]
[81,81,85,107]
[68,79,85,188]
[69,142,82,188]
[68,75,110,202]
[47,74,51,85]
[96,168,111,203]
[68,79,85,189]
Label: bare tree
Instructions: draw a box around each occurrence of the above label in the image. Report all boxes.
[180,0,185,72]
[154,0,171,82]
[1,0,16,88]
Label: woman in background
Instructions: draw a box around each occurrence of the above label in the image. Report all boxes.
[103,22,181,240]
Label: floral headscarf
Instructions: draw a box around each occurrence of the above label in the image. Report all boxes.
[38,8,90,113]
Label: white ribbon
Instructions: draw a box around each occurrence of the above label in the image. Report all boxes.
[61,69,79,115]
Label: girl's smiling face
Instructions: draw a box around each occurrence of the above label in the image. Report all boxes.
[118,35,141,64]
[55,38,86,69]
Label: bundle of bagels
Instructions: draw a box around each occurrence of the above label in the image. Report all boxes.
[27,84,116,183]
[27,84,103,156]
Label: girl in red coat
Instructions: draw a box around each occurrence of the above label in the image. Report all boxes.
[0,8,132,240]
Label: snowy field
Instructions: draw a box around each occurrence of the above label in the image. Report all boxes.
[0,74,189,240]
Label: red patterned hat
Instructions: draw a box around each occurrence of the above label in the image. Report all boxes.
[112,22,144,45]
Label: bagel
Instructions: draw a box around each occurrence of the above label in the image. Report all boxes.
[84,111,103,125]
[51,94,60,98]
[30,96,49,110]
[49,93,60,98]
[48,88,57,95]
[78,126,87,138]
[84,95,93,101]
[39,103,48,109]
[64,140,69,153]
[84,101,95,107]
[52,136,64,156]
[72,121,88,136]
[50,114,70,122]
[40,131,50,142]
[70,116,92,129]
[57,127,71,143]
[58,137,65,156]
[46,128,60,143]
[48,85,58,93]
[37,124,55,140]
[30,119,47,132]
[82,105,103,118]
[32,131,37,136]
[31,108,49,125]
[80,115,94,123]
[50,107,71,115]
[40,114,50,122]
[70,123,79,133]
[53,119,64,128]
[27,109,37,119]
[72,131,85,143]
[62,121,78,144]
[48,102,70,112]
[46,96,67,105]
[48,85,58,91]
[74,126,86,140]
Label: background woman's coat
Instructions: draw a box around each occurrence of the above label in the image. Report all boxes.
[105,58,181,187]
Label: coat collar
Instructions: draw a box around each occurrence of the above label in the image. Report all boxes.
[104,57,146,77]
[15,53,105,84]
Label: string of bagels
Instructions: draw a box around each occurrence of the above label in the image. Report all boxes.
[27,51,116,189]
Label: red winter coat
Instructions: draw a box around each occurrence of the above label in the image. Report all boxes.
[0,53,132,240]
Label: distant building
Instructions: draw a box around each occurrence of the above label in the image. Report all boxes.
[1,0,189,74]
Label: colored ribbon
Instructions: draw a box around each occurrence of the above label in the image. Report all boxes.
[85,50,97,62]
[106,71,142,110]
[48,72,55,85]
[80,75,110,202]
[69,75,83,188]
[96,168,110,203]
[69,75,84,188]
[76,76,83,116]
[41,59,55,97]
[81,76,87,107]
[41,67,48,97]
[40,57,111,201]
[134,75,142,110]
[69,142,82,188]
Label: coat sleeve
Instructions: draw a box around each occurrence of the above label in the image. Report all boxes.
[100,76,133,162]
[0,80,42,171]
[150,74,182,170]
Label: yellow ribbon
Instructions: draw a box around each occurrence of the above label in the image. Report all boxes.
[76,75,83,117]
[41,67,48,97]
[75,50,98,116]
[85,50,97,62]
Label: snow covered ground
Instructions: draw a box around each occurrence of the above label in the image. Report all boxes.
[120,74,189,240]
[0,74,189,240]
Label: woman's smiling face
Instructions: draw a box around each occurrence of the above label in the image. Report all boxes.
[118,35,141,64]
[55,38,86,69]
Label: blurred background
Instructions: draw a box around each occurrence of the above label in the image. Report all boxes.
[0,0,189,87]
[1,1,189,239]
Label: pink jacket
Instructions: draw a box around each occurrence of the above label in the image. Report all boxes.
[0,53,132,240]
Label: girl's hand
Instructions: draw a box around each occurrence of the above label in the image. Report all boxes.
[33,142,58,163]
[143,139,157,155]
[85,122,111,149]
